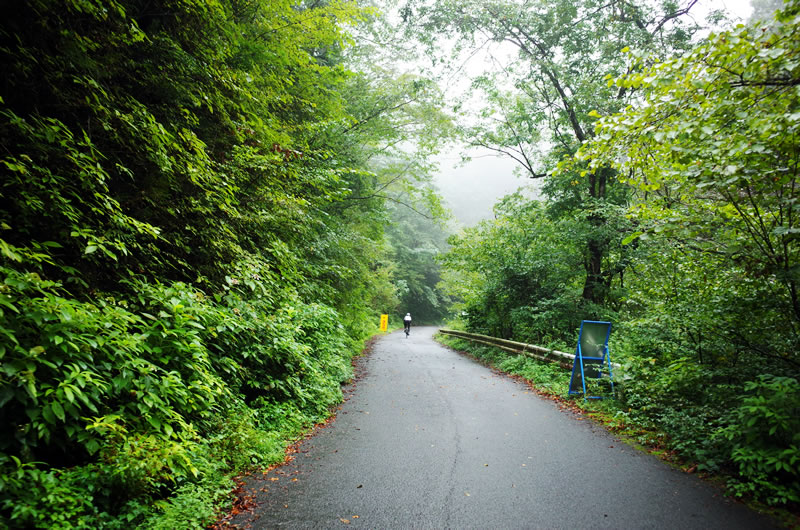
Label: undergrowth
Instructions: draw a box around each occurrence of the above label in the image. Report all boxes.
[0,272,368,528]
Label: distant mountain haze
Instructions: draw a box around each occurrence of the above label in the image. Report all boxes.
[433,152,539,227]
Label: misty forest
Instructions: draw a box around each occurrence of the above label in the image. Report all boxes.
[1,0,799,527]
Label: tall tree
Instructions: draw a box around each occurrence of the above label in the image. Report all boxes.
[576,3,800,372]
[401,0,701,305]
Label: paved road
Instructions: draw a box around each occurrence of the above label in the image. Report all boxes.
[228,326,776,529]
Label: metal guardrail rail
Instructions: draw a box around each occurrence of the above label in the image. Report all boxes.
[438,329,576,370]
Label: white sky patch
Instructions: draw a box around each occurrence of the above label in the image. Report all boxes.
[698,0,753,21]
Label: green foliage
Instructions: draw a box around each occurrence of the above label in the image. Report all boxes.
[1,456,111,529]
[497,354,568,395]
[577,5,800,370]
[435,0,800,508]
[405,0,697,305]
[715,375,800,505]
[0,261,361,524]
[0,401,300,528]
[0,0,452,526]
[439,194,623,344]
[566,10,800,505]
[0,268,230,462]
[386,201,451,324]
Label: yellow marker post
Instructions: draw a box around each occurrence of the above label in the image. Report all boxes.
[379,314,388,332]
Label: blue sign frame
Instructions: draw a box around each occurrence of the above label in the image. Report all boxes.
[568,320,614,400]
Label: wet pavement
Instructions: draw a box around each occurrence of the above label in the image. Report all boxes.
[226,326,776,529]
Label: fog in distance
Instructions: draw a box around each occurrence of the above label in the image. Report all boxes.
[433,150,539,228]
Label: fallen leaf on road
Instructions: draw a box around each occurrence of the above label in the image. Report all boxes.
[340,518,350,524]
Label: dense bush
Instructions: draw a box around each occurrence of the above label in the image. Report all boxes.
[0,0,450,526]
[0,265,359,527]
[715,376,800,505]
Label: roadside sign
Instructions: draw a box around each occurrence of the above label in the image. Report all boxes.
[568,320,614,400]
[380,314,388,332]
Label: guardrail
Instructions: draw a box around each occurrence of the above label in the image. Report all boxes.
[438,329,576,370]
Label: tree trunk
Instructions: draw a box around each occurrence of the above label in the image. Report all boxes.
[581,168,609,305]
[582,238,604,303]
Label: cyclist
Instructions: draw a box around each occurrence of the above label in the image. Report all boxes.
[403,313,412,335]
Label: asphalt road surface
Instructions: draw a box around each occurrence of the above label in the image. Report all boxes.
[228,326,776,529]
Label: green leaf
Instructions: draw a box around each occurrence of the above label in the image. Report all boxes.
[147,415,162,430]
[622,231,643,245]
[85,438,100,455]
[42,404,55,424]
[51,400,65,421]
